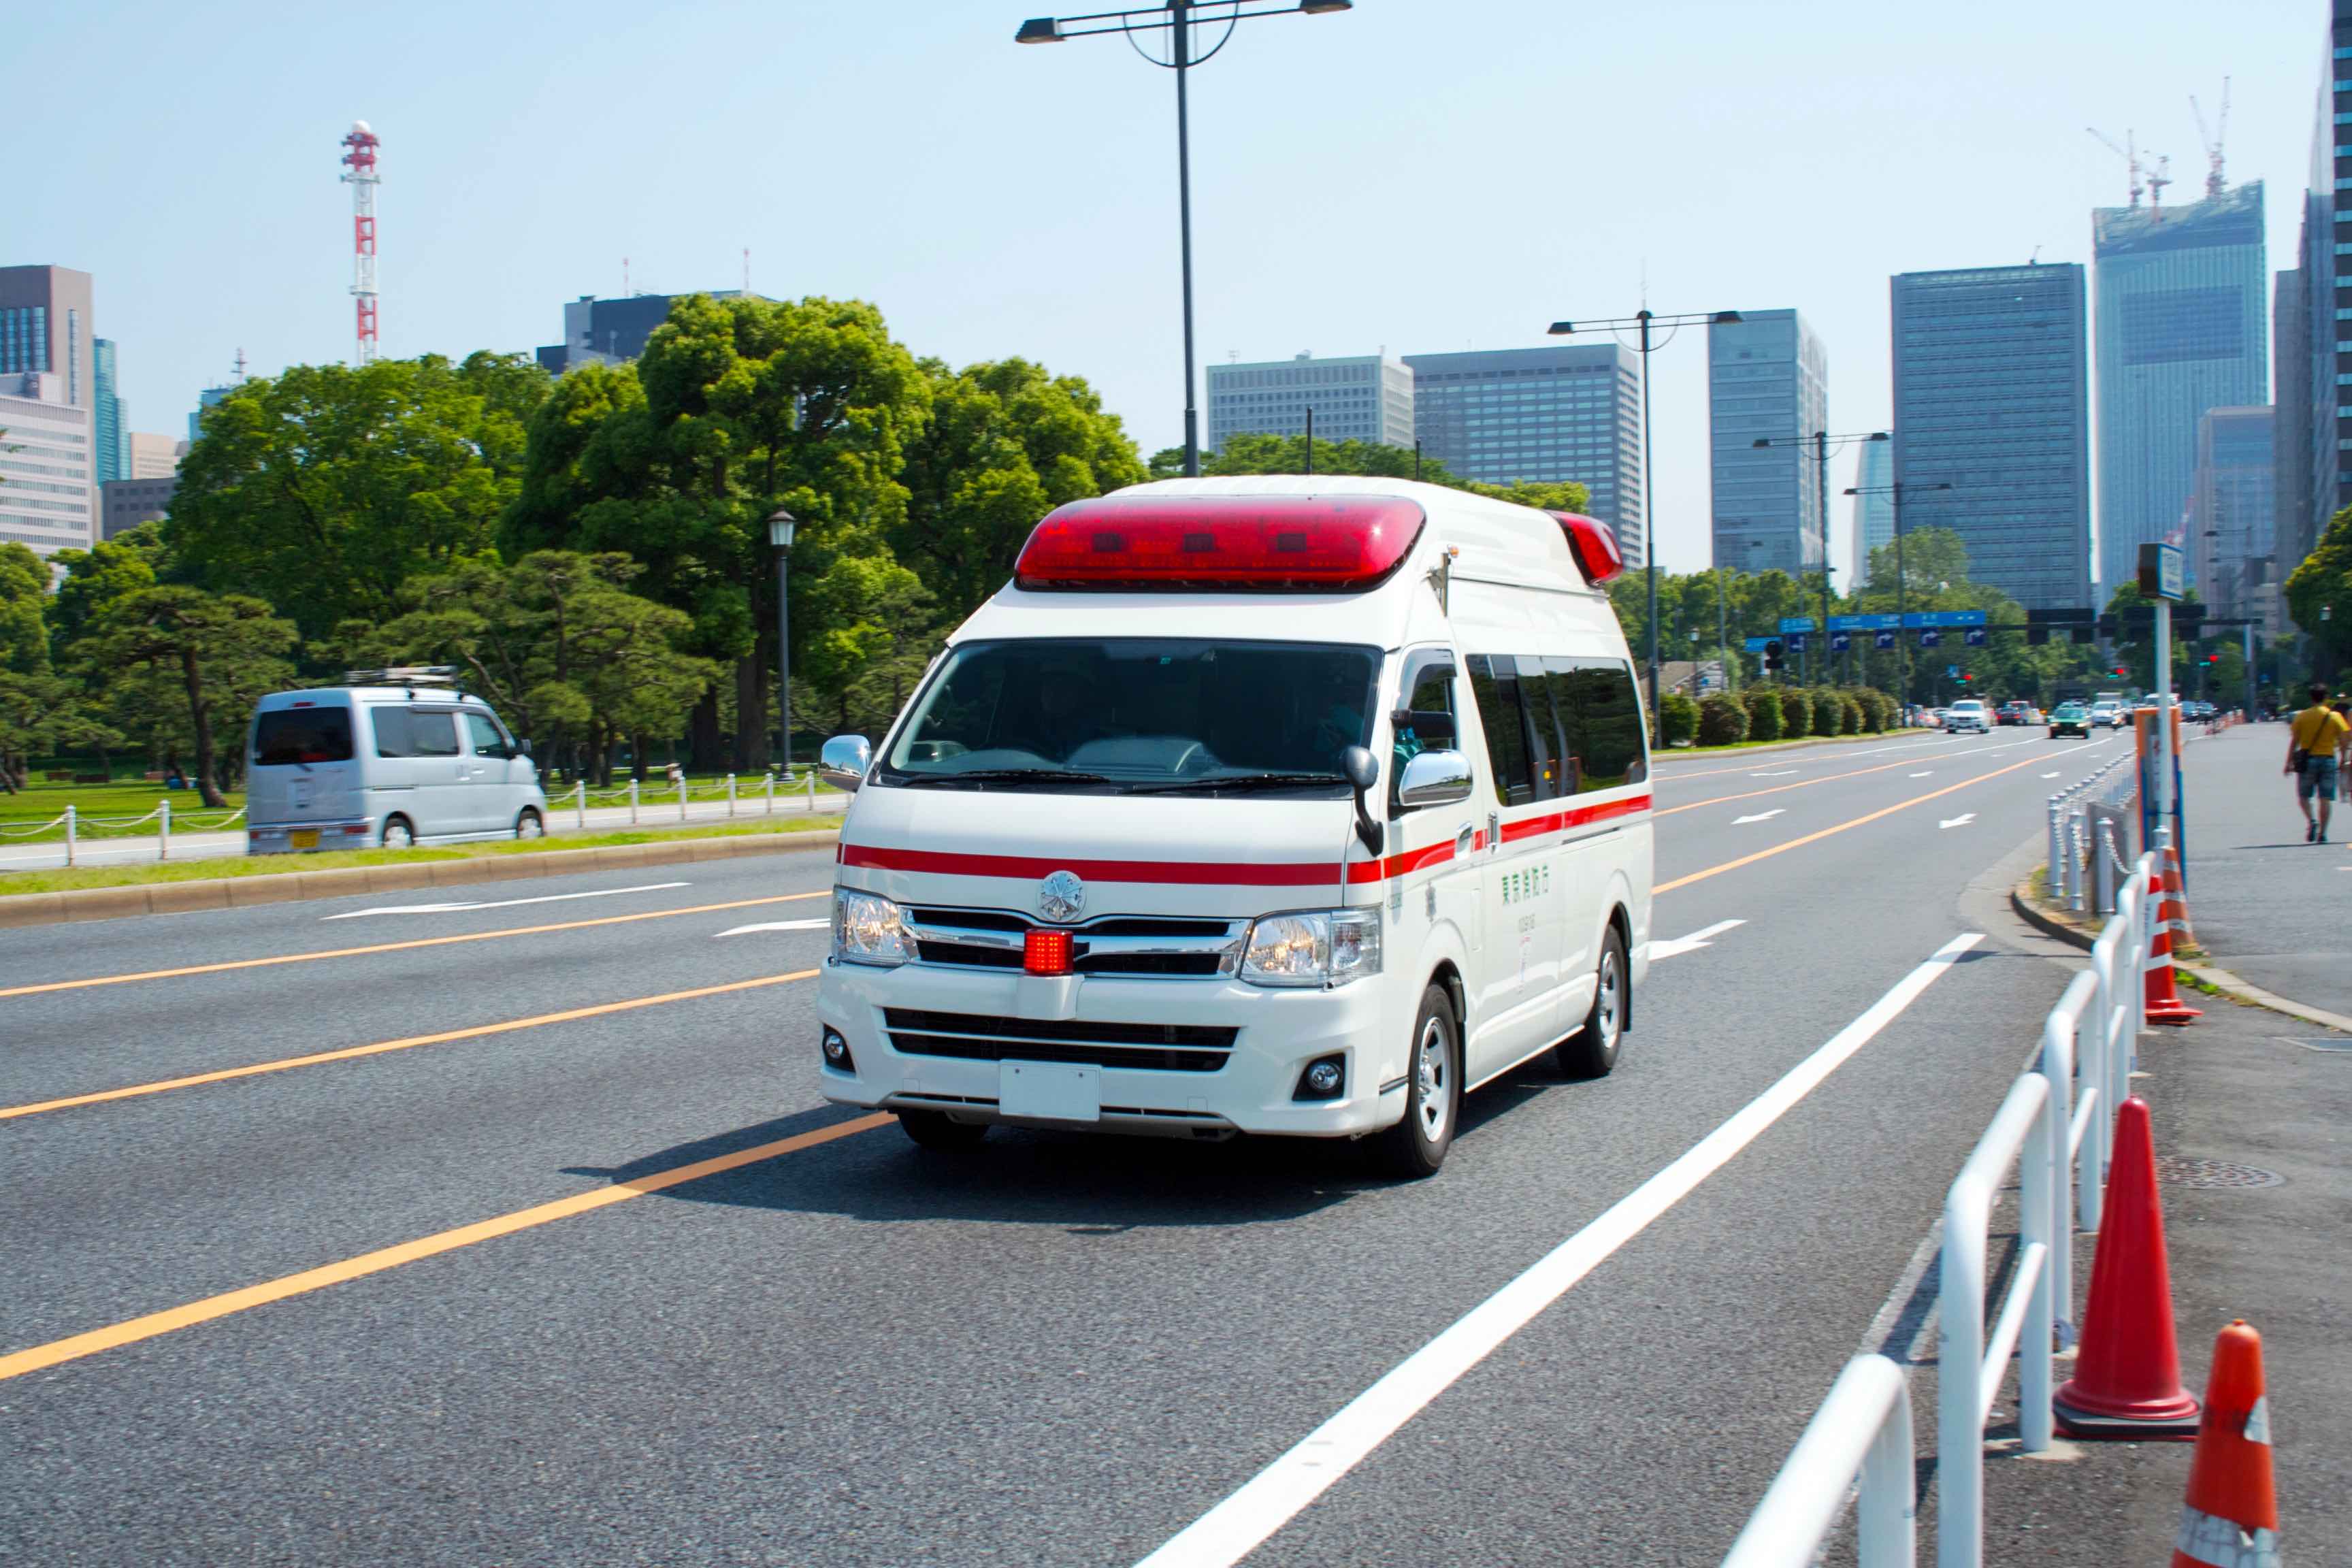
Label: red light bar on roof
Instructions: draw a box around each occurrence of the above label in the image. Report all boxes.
[1551,511,1625,585]
[1014,495,1426,592]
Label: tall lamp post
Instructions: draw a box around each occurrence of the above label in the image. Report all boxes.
[1842,480,1949,711]
[1017,1,1353,478]
[1753,429,1888,684]
[1548,308,1743,741]
[768,509,796,769]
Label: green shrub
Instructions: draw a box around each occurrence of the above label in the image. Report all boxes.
[1742,687,1784,742]
[1859,688,1895,732]
[1811,688,1841,736]
[1697,693,1749,747]
[1840,692,1866,734]
[1776,687,1812,739]
[1659,691,1700,746]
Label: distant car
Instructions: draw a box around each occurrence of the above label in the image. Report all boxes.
[2088,700,2125,729]
[1945,698,1991,734]
[2049,701,2092,739]
[1997,700,2031,726]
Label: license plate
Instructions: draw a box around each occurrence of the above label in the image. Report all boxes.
[289,829,319,850]
[999,1060,1101,1123]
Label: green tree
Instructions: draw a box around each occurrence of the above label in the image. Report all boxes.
[2286,505,2352,677]
[75,587,297,804]
[167,353,549,639]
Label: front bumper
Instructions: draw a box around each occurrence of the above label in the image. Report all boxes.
[248,819,376,855]
[815,958,1409,1139]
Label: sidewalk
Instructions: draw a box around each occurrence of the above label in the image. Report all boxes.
[2172,721,2351,1018]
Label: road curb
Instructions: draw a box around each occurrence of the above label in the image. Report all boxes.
[2009,875,2352,1036]
[0,830,841,929]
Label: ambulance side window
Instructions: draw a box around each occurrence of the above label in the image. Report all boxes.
[1394,662,1455,772]
[1464,654,1536,806]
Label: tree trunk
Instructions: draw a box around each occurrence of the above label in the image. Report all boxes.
[734,653,770,772]
[630,733,648,783]
[180,647,227,807]
[688,685,723,772]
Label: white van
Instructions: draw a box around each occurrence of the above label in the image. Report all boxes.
[813,477,1654,1177]
[245,672,549,853]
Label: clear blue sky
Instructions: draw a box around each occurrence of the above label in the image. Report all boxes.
[17,0,2322,574]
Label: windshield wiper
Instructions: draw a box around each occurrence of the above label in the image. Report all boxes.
[899,768,1112,789]
[1126,771,1348,796]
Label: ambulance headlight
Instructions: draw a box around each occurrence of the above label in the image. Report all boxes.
[1239,908,1382,988]
[832,887,913,967]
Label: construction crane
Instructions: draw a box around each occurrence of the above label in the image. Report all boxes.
[2146,151,2172,214]
[2087,126,2143,209]
[2191,77,2231,200]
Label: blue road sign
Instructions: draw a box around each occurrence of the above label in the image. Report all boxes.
[1831,632,1852,651]
[1918,629,1941,647]
[1900,610,1987,629]
[1830,613,1901,631]
[1742,636,1776,652]
[1964,627,1987,647]
[1785,632,1808,651]
[1946,664,1961,678]
[1874,630,1896,649]
[1778,617,1817,634]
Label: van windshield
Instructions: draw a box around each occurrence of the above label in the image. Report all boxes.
[881,638,1380,794]
[252,707,355,766]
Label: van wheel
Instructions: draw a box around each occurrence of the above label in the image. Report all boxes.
[898,1109,988,1151]
[1375,985,1460,1179]
[514,808,544,840]
[1556,925,1627,1079]
[380,816,415,850]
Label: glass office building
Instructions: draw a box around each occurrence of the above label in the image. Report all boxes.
[2092,182,2268,595]
[1889,263,2092,611]
[1850,434,1894,585]
[1205,353,1414,453]
[92,338,125,485]
[1707,310,1827,578]
[1403,344,1644,565]
[2189,407,2277,632]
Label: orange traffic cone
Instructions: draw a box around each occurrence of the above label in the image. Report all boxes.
[2144,862,2202,1026]
[2054,1097,2202,1439]
[2171,1321,2278,1567]
[2160,843,2198,950]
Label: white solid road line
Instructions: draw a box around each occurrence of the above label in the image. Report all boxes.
[1910,771,1934,777]
[714,918,833,937]
[1939,813,1977,830]
[1749,769,1798,778]
[321,882,691,920]
[1132,932,1985,1568]
[1646,919,1746,961]
[1732,810,1784,825]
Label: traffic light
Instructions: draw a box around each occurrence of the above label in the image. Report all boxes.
[1763,638,1784,673]
[1958,671,1973,683]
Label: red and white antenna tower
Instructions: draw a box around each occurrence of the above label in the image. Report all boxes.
[340,120,381,365]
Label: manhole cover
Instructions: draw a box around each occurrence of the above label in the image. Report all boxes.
[2155,1156,2282,1190]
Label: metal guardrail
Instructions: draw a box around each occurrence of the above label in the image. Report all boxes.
[2045,754,2136,916]
[1725,852,2157,1567]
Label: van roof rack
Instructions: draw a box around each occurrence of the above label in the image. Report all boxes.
[342,666,461,689]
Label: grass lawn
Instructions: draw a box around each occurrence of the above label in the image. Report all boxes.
[0,813,838,896]
[0,780,244,830]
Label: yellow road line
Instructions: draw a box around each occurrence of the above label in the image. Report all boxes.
[1657,751,2048,895]
[1649,736,1944,783]
[0,892,827,1000]
[1656,749,1981,817]
[0,1111,894,1384]
[0,969,821,1121]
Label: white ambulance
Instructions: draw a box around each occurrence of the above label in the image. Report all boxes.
[814,477,1654,1177]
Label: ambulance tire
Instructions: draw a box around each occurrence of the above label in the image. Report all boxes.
[1375,984,1460,1180]
[1556,924,1626,1080]
[898,1109,988,1152]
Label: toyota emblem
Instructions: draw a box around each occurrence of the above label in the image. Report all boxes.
[1039,870,1085,924]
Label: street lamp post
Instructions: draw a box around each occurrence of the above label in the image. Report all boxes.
[768,509,797,769]
[1843,479,1950,711]
[1017,1,1353,478]
[1754,429,1887,685]
[1549,308,1743,742]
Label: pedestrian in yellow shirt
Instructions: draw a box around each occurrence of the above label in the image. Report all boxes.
[2286,683,2351,843]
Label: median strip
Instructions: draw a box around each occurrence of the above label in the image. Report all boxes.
[0,892,826,1000]
[0,1111,893,1384]
[0,968,821,1120]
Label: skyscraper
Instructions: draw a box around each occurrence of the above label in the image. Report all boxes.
[0,266,96,415]
[0,371,95,557]
[93,338,125,485]
[1205,353,1414,453]
[2278,1,2352,599]
[1707,309,1827,578]
[2274,264,2314,593]
[1889,263,2092,611]
[1850,434,1894,585]
[1403,344,1644,559]
[2092,182,2268,595]
[2189,407,2276,633]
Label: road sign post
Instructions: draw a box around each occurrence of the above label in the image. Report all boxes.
[2138,542,2183,852]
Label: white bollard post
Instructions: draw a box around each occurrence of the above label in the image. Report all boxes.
[678,774,689,821]
[806,769,817,811]
[576,779,587,832]
[766,770,776,815]
[630,778,640,825]
[727,773,737,817]
[64,804,76,867]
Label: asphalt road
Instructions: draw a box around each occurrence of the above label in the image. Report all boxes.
[0,723,2131,1565]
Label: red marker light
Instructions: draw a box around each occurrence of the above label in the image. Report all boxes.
[1013,495,1424,591]
[1024,928,1074,976]
[1550,512,1626,585]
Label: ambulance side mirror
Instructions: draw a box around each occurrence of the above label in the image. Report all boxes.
[1342,745,1382,857]
[819,734,872,792]
[1396,749,1474,810]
